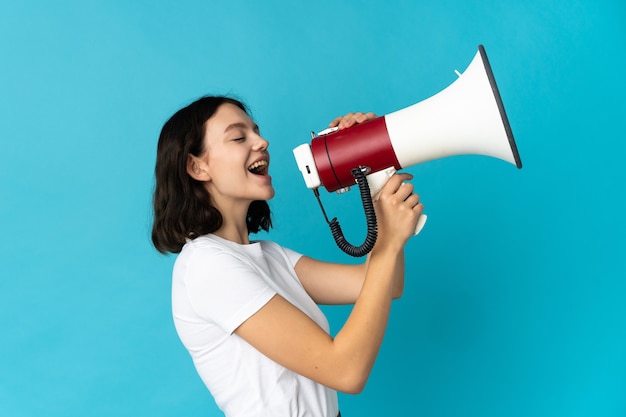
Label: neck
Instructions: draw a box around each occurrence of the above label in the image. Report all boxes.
[213,222,250,245]
[205,185,257,244]
[210,198,252,245]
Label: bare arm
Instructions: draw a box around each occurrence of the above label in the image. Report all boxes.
[235,174,422,393]
[295,249,405,305]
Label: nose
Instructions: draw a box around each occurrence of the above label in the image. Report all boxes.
[253,134,269,151]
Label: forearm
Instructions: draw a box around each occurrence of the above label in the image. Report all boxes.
[331,245,403,392]
[393,249,405,298]
[365,247,405,298]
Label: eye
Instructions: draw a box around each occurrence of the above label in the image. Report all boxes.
[232,137,245,142]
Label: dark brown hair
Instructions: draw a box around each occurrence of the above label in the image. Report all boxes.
[151,96,272,254]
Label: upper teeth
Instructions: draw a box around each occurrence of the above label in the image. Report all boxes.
[249,160,267,171]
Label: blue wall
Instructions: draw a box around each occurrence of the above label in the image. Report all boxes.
[1,1,624,416]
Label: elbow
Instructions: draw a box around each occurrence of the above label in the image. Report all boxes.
[335,369,369,394]
[392,286,404,299]
[338,379,367,395]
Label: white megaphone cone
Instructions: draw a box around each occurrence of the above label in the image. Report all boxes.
[293,45,522,257]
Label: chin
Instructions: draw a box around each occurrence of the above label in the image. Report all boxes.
[254,186,275,201]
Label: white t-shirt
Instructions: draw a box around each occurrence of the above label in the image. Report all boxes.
[172,234,339,417]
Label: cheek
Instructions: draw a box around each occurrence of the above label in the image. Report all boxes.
[207,159,246,189]
[206,153,238,178]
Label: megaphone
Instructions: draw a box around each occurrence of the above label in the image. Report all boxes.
[293,45,522,257]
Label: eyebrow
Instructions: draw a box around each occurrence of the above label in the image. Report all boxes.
[224,122,259,133]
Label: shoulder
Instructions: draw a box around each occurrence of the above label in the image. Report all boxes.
[182,234,257,257]
[183,234,226,251]
[257,240,303,267]
[176,235,244,272]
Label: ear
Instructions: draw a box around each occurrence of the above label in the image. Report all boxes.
[186,154,211,181]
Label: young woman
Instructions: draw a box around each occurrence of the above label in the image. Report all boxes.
[152,96,423,417]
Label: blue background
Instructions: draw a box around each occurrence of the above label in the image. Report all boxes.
[1,1,624,416]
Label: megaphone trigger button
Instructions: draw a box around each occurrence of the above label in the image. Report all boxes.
[316,126,339,136]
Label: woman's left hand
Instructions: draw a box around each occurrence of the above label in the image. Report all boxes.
[328,112,377,130]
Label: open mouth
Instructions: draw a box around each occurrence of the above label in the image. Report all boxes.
[248,159,269,176]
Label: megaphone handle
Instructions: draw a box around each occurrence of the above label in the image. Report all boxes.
[415,213,427,235]
[366,167,427,236]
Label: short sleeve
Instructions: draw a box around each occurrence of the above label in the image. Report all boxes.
[277,245,303,269]
[183,249,277,334]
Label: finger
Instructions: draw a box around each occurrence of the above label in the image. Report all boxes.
[328,116,344,128]
[339,112,370,129]
[329,113,356,127]
[404,193,421,207]
[338,112,358,129]
[355,112,377,123]
[383,173,414,192]
[413,201,425,216]
[330,112,377,129]
[396,181,416,202]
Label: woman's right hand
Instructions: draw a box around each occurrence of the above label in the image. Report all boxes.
[373,172,424,251]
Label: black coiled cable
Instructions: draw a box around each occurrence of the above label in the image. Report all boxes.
[324,166,378,257]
